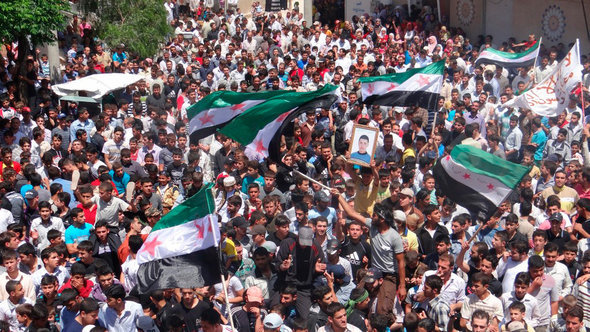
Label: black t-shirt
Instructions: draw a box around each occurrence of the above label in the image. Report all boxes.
[81,257,108,277]
[340,236,371,277]
[173,299,210,332]
[348,309,367,330]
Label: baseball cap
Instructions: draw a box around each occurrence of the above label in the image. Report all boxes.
[230,216,248,229]
[223,176,236,187]
[298,226,314,247]
[136,316,160,332]
[393,210,406,222]
[25,189,38,200]
[246,286,264,304]
[57,113,67,119]
[263,313,283,329]
[261,241,277,254]
[252,225,267,236]
[549,212,563,223]
[314,190,330,203]
[327,264,350,284]
[399,188,414,198]
[546,154,560,162]
[326,239,341,256]
[363,267,383,283]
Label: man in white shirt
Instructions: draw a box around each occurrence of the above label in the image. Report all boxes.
[98,284,143,332]
[0,251,35,302]
[543,242,572,301]
[0,280,33,331]
[32,247,70,291]
[497,240,529,295]
[137,131,162,165]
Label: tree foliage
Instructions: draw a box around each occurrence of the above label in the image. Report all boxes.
[81,0,172,59]
[0,0,69,46]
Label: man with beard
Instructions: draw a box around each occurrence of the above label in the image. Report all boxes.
[333,190,406,323]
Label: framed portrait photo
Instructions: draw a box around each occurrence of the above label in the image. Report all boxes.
[347,124,379,167]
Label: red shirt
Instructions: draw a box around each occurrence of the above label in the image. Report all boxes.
[0,161,21,180]
[77,203,97,225]
[59,279,94,298]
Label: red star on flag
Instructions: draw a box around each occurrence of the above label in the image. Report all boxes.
[487,183,494,190]
[230,103,246,114]
[276,111,291,123]
[142,235,162,257]
[387,83,398,91]
[366,83,375,94]
[463,173,470,179]
[198,112,215,126]
[254,139,267,154]
[445,155,451,161]
[416,74,431,86]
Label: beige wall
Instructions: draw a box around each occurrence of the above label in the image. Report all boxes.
[450,0,590,52]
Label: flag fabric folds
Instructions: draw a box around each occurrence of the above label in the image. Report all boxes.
[433,145,530,220]
[474,39,541,68]
[136,183,221,293]
[217,84,339,161]
[502,40,582,117]
[358,60,444,110]
[187,89,289,142]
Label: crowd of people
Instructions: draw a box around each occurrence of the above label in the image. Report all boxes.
[1,0,590,331]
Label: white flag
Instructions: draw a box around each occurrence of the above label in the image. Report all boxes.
[503,40,583,117]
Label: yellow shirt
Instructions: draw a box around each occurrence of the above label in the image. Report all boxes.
[541,185,579,213]
[402,147,416,165]
[376,184,390,203]
[222,238,238,261]
[354,179,379,215]
[401,229,419,252]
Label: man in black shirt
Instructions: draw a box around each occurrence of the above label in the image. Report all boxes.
[172,288,211,331]
[336,220,371,277]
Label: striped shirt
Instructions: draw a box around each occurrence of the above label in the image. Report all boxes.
[573,281,590,328]
[460,292,504,324]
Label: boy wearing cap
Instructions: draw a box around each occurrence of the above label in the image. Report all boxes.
[230,286,267,332]
[263,312,284,332]
[545,213,571,248]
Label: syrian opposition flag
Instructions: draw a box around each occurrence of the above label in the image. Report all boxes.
[218,84,339,162]
[433,145,530,219]
[136,183,221,293]
[187,89,290,142]
[475,39,541,68]
[358,60,444,110]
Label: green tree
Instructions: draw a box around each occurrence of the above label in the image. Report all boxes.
[0,0,69,61]
[82,0,172,59]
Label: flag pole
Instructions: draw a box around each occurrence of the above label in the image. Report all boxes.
[293,169,333,191]
[534,37,542,67]
[582,82,587,126]
[209,214,236,331]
